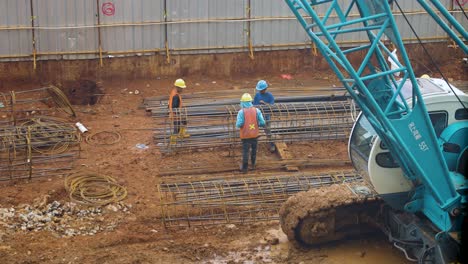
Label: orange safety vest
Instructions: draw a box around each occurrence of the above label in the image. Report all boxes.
[168,88,183,117]
[240,107,259,139]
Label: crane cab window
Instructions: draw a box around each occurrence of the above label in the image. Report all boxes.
[455,108,468,120]
[376,152,400,168]
[428,111,448,137]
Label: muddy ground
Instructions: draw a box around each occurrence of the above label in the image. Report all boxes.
[0,60,466,264]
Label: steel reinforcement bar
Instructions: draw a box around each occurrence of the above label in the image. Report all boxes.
[0,116,80,181]
[158,170,361,228]
[154,100,356,152]
[0,86,76,126]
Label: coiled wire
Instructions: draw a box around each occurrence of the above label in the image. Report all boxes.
[65,172,127,206]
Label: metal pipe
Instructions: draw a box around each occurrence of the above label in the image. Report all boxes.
[30,0,36,70]
[96,0,103,67]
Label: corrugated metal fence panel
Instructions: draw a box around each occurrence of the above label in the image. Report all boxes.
[33,0,97,60]
[452,2,468,40]
[0,0,465,61]
[167,0,246,54]
[393,0,452,44]
[0,0,32,60]
[251,0,309,51]
[99,0,164,54]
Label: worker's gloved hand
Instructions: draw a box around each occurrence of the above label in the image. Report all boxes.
[260,100,266,105]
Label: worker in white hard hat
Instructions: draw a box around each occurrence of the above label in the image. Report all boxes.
[253,80,276,152]
[236,93,266,174]
[168,78,190,145]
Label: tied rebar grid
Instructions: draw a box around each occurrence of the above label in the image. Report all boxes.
[0,86,76,126]
[0,116,80,181]
[154,100,356,152]
[158,170,361,228]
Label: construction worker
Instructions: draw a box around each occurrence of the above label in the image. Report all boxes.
[253,80,276,152]
[168,78,190,144]
[236,93,266,174]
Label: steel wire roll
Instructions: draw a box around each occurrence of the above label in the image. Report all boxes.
[47,86,76,117]
[65,172,127,206]
[19,116,80,154]
[85,131,122,145]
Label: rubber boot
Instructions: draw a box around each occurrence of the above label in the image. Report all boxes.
[179,127,191,138]
[269,142,276,153]
[170,135,178,145]
[240,164,248,174]
[250,163,256,171]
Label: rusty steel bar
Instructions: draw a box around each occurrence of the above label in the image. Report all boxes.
[152,100,356,152]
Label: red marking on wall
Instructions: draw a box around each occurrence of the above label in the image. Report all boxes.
[102,2,115,16]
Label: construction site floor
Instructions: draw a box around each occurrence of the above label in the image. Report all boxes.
[2,67,466,263]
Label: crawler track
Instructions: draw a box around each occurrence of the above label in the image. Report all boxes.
[279,183,382,245]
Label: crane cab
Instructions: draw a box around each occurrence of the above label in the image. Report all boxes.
[348,78,468,209]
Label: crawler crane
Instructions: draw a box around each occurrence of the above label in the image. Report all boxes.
[280,0,468,263]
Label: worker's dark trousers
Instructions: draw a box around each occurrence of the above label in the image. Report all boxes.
[172,118,187,134]
[241,138,258,171]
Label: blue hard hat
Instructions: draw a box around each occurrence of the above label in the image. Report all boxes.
[256,80,268,91]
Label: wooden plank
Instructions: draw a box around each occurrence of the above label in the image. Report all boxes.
[275,142,299,171]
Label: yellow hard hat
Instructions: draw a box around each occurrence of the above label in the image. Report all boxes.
[420,74,430,79]
[240,93,253,102]
[174,79,186,88]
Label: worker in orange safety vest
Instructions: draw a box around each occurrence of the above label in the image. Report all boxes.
[168,78,190,145]
[236,93,266,174]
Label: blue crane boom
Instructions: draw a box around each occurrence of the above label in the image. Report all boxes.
[416,0,468,54]
[283,0,465,233]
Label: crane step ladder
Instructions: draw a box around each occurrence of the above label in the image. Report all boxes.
[283,0,461,232]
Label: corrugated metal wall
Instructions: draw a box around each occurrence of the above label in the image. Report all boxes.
[0,0,466,62]
[0,0,32,61]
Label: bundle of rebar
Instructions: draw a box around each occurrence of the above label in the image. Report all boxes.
[142,85,348,112]
[0,86,76,126]
[153,100,356,151]
[0,116,80,181]
[158,170,361,228]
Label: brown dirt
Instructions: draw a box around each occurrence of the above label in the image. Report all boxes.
[1,65,460,263]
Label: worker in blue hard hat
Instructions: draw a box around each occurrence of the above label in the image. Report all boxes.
[253,80,276,152]
[236,93,266,174]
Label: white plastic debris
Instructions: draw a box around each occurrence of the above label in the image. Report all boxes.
[75,122,88,133]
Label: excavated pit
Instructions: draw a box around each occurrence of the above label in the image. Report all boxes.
[60,79,103,106]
